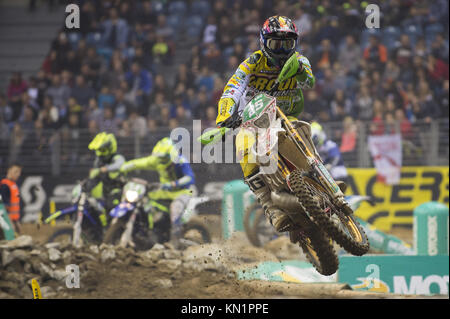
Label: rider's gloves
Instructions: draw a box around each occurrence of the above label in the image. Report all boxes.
[219,108,242,129]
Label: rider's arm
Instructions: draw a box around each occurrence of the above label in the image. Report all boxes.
[174,162,195,188]
[216,52,260,126]
[296,54,315,89]
[103,154,126,172]
[120,155,159,173]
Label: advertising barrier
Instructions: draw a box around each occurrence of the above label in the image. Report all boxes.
[346,167,449,231]
[338,255,449,295]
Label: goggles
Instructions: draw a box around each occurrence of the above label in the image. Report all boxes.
[266,38,296,53]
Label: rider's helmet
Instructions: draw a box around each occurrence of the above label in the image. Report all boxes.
[88,132,117,159]
[151,137,179,169]
[311,122,326,148]
[260,16,298,68]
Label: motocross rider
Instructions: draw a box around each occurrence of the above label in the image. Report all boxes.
[120,137,195,243]
[87,132,126,219]
[216,16,345,233]
[311,122,348,189]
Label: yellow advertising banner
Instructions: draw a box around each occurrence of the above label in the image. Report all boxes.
[346,167,449,231]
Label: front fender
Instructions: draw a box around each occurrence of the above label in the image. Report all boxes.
[110,202,135,218]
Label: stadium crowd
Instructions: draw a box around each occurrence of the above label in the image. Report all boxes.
[0,0,448,168]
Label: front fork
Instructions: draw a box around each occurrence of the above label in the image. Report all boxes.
[119,209,137,248]
[72,193,86,248]
[276,107,351,213]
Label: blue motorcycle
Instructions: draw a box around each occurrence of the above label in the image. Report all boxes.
[45,179,108,246]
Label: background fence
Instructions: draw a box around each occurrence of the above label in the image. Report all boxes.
[1,119,448,178]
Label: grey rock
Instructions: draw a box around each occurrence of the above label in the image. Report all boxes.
[151,243,165,250]
[157,259,182,272]
[0,235,33,249]
[1,250,14,266]
[154,278,173,289]
[40,286,56,298]
[30,249,42,256]
[101,248,116,263]
[163,249,181,260]
[62,250,72,259]
[89,245,99,254]
[44,242,60,249]
[48,248,61,262]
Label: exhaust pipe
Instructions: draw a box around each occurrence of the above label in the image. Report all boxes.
[271,191,303,212]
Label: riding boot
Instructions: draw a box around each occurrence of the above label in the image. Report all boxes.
[245,172,292,232]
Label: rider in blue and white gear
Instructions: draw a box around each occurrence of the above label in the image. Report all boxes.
[311,122,348,187]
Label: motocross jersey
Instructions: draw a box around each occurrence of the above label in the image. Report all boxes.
[216,50,315,125]
[121,154,195,200]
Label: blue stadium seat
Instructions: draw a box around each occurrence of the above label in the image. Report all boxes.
[168,1,187,16]
[86,32,103,48]
[382,26,401,50]
[187,14,204,30]
[167,14,183,31]
[190,0,211,18]
[360,28,381,48]
[68,32,81,50]
[186,25,203,39]
[403,25,423,47]
[425,23,445,48]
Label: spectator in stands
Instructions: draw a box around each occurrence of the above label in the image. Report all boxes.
[363,35,388,71]
[128,110,147,137]
[138,1,157,31]
[98,105,118,134]
[155,14,174,39]
[46,74,71,110]
[125,61,152,111]
[203,15,218,45]
[98,86,115,110]
[152,35,170,65]
[196,66,214,92]
[7,73,28,120]
[71,75,95,107]
[102,8,129,49]
[394,35,413,71]
[338,35,361,77]
[50,32,71,69]
[314,38,336,71]
[355,86,373,121]
[340,116,357,154]
[113,88,132,122]
[0,94,13,124]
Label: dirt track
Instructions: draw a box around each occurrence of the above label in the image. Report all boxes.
[1,223,442,300]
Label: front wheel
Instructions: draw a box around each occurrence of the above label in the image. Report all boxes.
[103,219,126,245]
[290,170,370,256]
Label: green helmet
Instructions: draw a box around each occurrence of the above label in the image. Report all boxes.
[88,132,117,158]
[151,137,178,168]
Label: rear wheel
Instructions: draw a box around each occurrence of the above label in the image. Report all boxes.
[244,203,278,247]
[291,225,339,276]
[290,170,369,256]
[181,220,211,244]
[48,226,100,245]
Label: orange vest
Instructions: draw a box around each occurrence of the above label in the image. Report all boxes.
[0,178,20,221]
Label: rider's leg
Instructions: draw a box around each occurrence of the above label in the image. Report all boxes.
[236,129,292,232]
[169,194,190,241]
